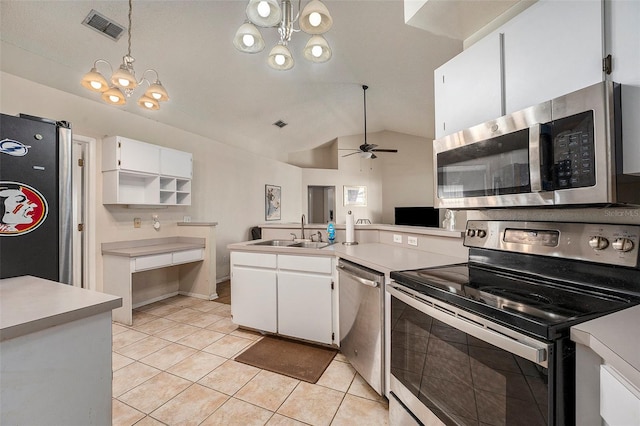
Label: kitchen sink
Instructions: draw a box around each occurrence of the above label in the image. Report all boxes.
[251,239,298,247]
[291,241,331,249]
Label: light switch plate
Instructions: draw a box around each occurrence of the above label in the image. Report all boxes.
[408,236,418,246]
[133,217,141,228]
[393,234,402,243]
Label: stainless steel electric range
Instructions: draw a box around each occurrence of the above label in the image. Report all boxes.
[388,220,640,426]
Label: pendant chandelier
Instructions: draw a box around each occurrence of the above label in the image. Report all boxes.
[80,0,169,110]
[233,0,333,71]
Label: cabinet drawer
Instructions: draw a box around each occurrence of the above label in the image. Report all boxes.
[173,248,203,264]
[278,255,332,274]
[134,253,172,271]
[231,252,277,268]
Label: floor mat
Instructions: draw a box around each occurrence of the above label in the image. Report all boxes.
[235,335,337,383]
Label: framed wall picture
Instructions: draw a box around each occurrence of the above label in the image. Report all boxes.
[265,184,281,221]
[343,185,367,206]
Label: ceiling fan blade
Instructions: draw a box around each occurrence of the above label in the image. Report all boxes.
[370,149,398,153]
[341,151,362,157]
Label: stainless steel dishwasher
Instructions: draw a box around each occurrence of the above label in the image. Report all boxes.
[337,258,384,396]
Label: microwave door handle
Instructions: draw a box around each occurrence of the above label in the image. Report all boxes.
[529,123,543,192]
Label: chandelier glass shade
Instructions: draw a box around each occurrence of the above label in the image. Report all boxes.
[234,0,333,70]
[80,0,169,110]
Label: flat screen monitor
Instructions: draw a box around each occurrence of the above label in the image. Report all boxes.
[394,207,440,228]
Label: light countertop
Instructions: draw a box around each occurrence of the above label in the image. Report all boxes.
[102,237,205,257]
[571,304,640,389]
[0,276,122,342]
[260,222,464,238]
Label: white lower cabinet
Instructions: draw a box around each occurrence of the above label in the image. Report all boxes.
[230,251,335,345]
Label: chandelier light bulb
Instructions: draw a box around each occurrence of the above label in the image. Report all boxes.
[309,11,321,27]
[243,34,255,47]
[275,54,285,66]
[118,78,131,87]
[257,1,270,17]
[151,92,161,100]
[311,45,323,58]
[109,95,121,103]
[90,81,103,90]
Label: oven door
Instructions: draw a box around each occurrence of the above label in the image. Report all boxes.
[388,282,555,426]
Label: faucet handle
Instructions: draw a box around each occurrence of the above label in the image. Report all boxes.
[290,233,297,240]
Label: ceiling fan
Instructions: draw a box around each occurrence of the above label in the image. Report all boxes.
[341,85,398,159]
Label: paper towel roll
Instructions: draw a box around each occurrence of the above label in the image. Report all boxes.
[345,211,355,243]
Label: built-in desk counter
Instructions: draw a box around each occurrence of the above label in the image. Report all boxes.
[102,237,205,325]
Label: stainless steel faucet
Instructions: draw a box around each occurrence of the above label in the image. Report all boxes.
[301,214,306,239]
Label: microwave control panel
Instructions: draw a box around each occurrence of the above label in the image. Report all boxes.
[551,111,596,190]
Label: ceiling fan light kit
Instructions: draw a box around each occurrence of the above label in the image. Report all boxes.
[341,85,399,160]
[80,0,169,110]
[234,0,333,70]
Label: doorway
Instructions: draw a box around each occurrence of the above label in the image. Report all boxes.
[71,135,95,290]
[308,186,335,224]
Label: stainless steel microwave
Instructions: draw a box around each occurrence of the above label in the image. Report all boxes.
[433,81,640,209]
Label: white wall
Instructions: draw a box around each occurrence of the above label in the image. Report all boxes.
[1,72,302,289]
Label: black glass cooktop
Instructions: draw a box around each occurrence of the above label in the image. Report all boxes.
[390,262,637,340]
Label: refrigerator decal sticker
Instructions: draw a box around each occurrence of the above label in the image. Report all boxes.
[0,139,31,157]
[0,181,48,236]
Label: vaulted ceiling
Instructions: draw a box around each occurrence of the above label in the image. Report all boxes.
[0,1,522,160]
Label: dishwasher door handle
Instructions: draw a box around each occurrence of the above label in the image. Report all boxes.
[337,265,379,288]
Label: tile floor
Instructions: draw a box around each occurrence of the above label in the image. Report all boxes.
[112,291,389,425]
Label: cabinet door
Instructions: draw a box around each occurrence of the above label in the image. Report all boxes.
[278,271,333,344]
[502,0,603,114]
[160,147,192,178]
[434,33,503,139]
[231,266,277,333]
[118,137,160,174]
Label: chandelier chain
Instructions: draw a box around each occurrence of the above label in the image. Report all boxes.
[127,0,133,58]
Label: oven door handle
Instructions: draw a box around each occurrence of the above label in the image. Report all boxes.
[529,123,543,192]
[337,265,379,288]
[388,284,548,367]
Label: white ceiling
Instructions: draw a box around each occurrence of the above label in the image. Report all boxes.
[0,1,521,160]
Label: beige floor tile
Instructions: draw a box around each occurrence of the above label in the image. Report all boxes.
[190,299,225,313]
[265,414,309,425]
[200,397,274,426]
[139,342,197,370]
[177,328,226,350]
[112,362,161,397]
[131,416,165,426]
[150,383,229,426]
[235,370,299,412]
[112,352,135,371]
[112,398,145,426]
[277,381,344,426]
[116,336,171,360]
[118,372,191,414]
[112,323,130,335]
[183,311,226,328]
[153,322,200,341]
[113,329,148,351]
[316,359,357,393]
[167,351,227,382]
[212,304,232,317]
[138,302,183,317]
[165,307,202,323]
[331,394,389,426]
[198,360,261,395]
[230,328,264,340]
[162,295,204,308]
[206,317,238,333]
[131,310,160,326]
[347,373,385,402]
[202,334,254,358]
[334,353,349,363]
[131,317,177,335]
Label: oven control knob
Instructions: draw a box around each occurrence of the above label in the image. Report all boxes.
[612,238,634,252]
[476,229,487,238]
[588,236,609,250]
[467,229,476,237]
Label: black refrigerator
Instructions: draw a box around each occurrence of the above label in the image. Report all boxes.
[0,113,73,284]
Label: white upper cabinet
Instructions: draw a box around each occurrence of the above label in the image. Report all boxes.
[160,147,192,179]
[102,136,193,206]
[501,0,604,114]
[434,33,503,139]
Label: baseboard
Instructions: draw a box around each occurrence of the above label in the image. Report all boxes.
[133,291,179,309]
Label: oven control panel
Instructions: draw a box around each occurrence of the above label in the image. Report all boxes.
[464,220,640,268]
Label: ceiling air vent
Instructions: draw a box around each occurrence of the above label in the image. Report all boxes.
[273,120,288,128]
[82,9,125,41]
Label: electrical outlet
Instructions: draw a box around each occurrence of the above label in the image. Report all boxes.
[133,217,141,228]
[408,236,418,246]
[393,234,402,243]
